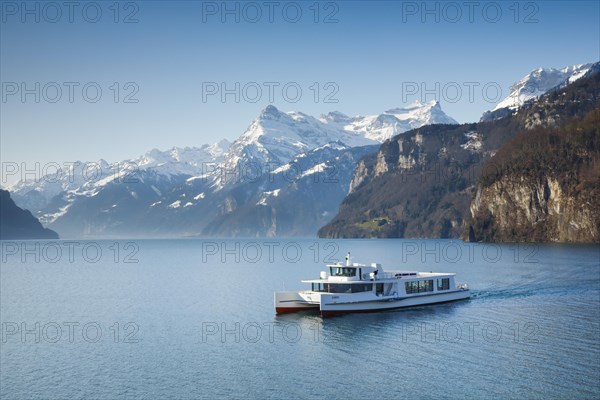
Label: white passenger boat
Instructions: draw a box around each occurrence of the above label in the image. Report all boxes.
[275,253,470,316]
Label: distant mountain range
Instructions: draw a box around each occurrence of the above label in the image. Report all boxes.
[7,62,598,241]
[8,100,455,238]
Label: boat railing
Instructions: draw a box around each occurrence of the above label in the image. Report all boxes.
[379,272,416,279]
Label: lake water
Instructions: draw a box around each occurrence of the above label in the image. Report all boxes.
[1,239,599,399]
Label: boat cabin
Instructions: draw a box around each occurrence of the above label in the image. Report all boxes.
[303,254,458,298]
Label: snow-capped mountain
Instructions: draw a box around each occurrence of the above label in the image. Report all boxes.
[196,101,456,190]
[481,63,594,121]
[9,141,230,219]
[218,105,377,177]
[320,100,458,142]
[9,101,457,237]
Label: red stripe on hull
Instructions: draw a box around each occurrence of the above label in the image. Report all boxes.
[275,306,319,314]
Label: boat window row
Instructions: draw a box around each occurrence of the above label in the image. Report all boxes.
[311,283,373,293]
[329,267,356,277]
[437,278,450,291]
[405,279,434,294]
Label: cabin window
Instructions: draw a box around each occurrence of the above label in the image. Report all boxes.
[405,279,434,294]
[437,278,450,291]
[329,267,356,277]
[376,283,384,295]
[315,283,373,293]
[312,283,326,292]
[352,283,374,293]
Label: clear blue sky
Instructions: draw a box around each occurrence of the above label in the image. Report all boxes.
[1,0,599,185]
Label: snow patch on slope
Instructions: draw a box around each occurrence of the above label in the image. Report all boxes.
[461,131,482,152]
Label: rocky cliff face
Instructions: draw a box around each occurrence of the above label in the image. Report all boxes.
[468,107,600,243]
[470,177,599,242]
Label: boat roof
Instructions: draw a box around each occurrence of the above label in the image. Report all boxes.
[302,271,456,284]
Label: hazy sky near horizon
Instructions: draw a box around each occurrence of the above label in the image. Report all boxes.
[1,0,599,185]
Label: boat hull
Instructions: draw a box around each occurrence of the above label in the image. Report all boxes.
[274,290,470,316]
[319,290,470,316]
[320,290,470,317]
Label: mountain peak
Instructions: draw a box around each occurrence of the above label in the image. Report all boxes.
[321,111,351,124]
[259,104,282,120]
[385,99,440,114]
[428,99,441,108]
[419,99,440,107]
